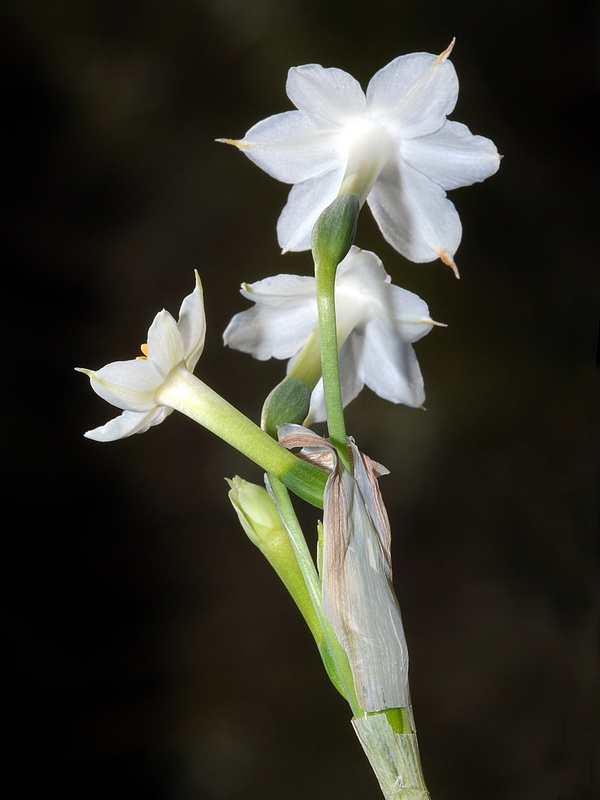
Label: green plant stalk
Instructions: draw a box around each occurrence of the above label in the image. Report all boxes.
[311,194,360,469]
[156,364,326,507]
[267,475,362,717]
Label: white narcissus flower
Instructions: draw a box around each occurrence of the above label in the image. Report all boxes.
[76,273,328,508]
[77,271,206,441]
[219,42,500,273]
[223,246,441,422]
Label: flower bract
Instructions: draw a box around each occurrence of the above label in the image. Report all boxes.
[77,272,206,441]
[223,246,440,422]
[219,42,500,271]
[278,425,410,712]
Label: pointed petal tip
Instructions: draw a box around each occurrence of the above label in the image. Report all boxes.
[216,137,249,149]
[439,250,460,278]
[437,38,456,63]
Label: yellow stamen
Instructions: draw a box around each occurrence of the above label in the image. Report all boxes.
[136,343,148,360]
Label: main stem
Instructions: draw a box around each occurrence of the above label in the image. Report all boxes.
[314,258,350,469]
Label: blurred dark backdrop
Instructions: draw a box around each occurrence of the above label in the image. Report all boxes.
[4,1,598,799]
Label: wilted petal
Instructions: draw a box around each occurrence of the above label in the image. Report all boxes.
[321,439,409,711]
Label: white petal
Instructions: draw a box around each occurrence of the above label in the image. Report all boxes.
[239,111,343,184]
[224,275,316,360]
[177,271,206,371]
[80,359,165,411]
[286,64,367,124]
[360,315,426,407]
[387,284,435,343]
[84,407,171,442]
[146,309,184,375]
[367,159,462,262]
[402,120,501,190]
[367,51,458,138]
[277,167,343,252]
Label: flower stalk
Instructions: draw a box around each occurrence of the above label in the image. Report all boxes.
[155,364,326,506]
[311,194,360,467]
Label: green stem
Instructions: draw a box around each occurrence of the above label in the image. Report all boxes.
[156,364,326,507]
[314,259,350,468]
[268,475,362,717]
[311,194,359,470]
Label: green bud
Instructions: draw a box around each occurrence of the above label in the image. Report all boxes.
[261,375,313,439]
[226,476,325,643]
[311,194,360,270]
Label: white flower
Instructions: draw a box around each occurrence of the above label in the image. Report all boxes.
[223,246,440,421]
[219,42,500,272]
[77,272,206,441]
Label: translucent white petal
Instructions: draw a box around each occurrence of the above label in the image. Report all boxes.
[367,159,462,262]
[224,275,316,360]
[387,284,435,343]
[84,406,172,442]
[177,271,206,371]
[286,64,367,124]
[82,359,165,411]
[367,51,458,138]
[360,315,426,407]
[402,120,501,190]
[239,111,343,184]
[146,309,184,375]
[277,167,343,252]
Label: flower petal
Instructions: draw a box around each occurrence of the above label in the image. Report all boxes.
[402,120,501,190]
[224,274,316,360]
[177,271,206,371]
[84,407,171,442]
[367,49,458,138]
[78,359,165,411]
[286,64,367,124]
[386,284,436,342]
[238,110,343,184]
[277,167,344,252]
[146,309,184,375]
[360,315,426,407]
[367,159,462,262]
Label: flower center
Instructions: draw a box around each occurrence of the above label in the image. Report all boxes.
[338,120,394,206]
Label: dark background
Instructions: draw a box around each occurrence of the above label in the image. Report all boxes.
[5,1,598,799]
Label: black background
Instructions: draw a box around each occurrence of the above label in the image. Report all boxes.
[4,2,598,799]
